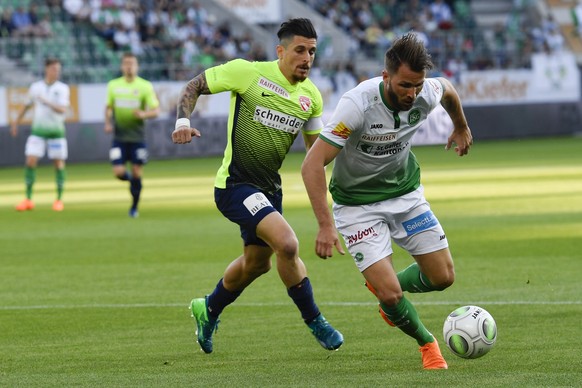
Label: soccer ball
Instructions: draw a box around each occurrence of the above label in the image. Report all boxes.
[442,305,497,359]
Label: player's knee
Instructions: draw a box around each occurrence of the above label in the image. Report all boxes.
[248,260,272,277]
[376,288,403,307]
[274,236,299,260]
[430,268,455,291]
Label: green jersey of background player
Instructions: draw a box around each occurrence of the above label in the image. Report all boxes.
[172,18,343,354]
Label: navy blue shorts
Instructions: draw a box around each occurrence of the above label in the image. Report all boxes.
[109,140,148,165]
[214,184,282,247]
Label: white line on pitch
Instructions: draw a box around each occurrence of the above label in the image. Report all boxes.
[0,300,580,311]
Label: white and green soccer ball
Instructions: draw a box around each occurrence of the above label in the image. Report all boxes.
[443,305,497,359]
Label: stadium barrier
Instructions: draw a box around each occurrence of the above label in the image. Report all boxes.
[1,51,580,166]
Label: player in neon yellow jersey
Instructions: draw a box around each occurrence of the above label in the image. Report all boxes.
[11,57,70,212]
[105,52,160,218]
[172,18,343,354]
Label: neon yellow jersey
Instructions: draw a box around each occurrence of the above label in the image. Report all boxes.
[106,76,159,143]
[205,59,323,194]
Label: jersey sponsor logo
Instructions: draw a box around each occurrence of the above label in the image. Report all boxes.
[299,96,311,112]
[346,226,377,246]
[114,98,140,109]
[254,106,304,134]
[408,108,421,126]
[402,210,439,236]
[361,133,397,142]
[356,140,409,156]
[330,122,351,139]
[261,92,274,97]
[258,77,289,98]
[370,123,383,129]
[243,192,273,216]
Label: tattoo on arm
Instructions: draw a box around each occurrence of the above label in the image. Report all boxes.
[177,73,211,119]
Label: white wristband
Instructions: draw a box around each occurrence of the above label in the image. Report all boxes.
[175,118,191,130]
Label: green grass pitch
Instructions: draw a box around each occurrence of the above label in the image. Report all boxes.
[1,136,581,387]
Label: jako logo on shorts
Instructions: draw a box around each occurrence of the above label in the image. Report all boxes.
[402,210,438,236]
[346,226,377,246]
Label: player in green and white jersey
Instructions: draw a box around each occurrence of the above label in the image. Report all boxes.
[302,33,473,369]
[11,57,70,212]
[172,18,343,354]
[105,53,160,218]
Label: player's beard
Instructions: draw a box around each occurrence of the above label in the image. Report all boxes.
[386,80,414,111]
[293,65,310,83]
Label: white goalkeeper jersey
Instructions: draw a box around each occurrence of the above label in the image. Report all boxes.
[319,76,445,205]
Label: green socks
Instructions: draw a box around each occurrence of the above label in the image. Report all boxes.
[397,263,436,293]
[380,296,434,346]
[23,167,66,200]
[25,167,36,199]
[56,168,66,200]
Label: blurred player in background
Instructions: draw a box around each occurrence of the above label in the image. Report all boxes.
[172,18,343,354]
[301,33,473,369]
[104,52,160,218]
[11,57,70,212]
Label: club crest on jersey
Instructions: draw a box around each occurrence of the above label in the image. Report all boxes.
[299,96,311,112]
[408,108,421,126]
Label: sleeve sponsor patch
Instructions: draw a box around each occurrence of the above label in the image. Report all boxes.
[330,121,351,139]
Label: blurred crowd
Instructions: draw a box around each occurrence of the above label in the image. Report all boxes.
[0,0,571,84]
[301,0,567,79]
[62,0,268,74]
[0,3,53,38]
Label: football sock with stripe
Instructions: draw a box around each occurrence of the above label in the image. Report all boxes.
[25,167,36,199]
[287,277,320,323]
[380,296,434,346]
[206,278,242,320]
[397,263,437,293]
[55,168,66,200]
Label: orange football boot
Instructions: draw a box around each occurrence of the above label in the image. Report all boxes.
[52,200,64,212]
[15,199,34,211]
[420,339,448,370]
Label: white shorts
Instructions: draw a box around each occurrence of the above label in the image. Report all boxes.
[25,135,68,160]
[333,185,448,272]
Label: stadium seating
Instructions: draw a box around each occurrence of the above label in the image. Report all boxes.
[0,0,574,85]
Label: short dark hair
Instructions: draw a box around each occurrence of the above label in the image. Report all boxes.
[277,18,317,43]
[384,33,433,74]
[44,57,61,67]
[122,52,137,60]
